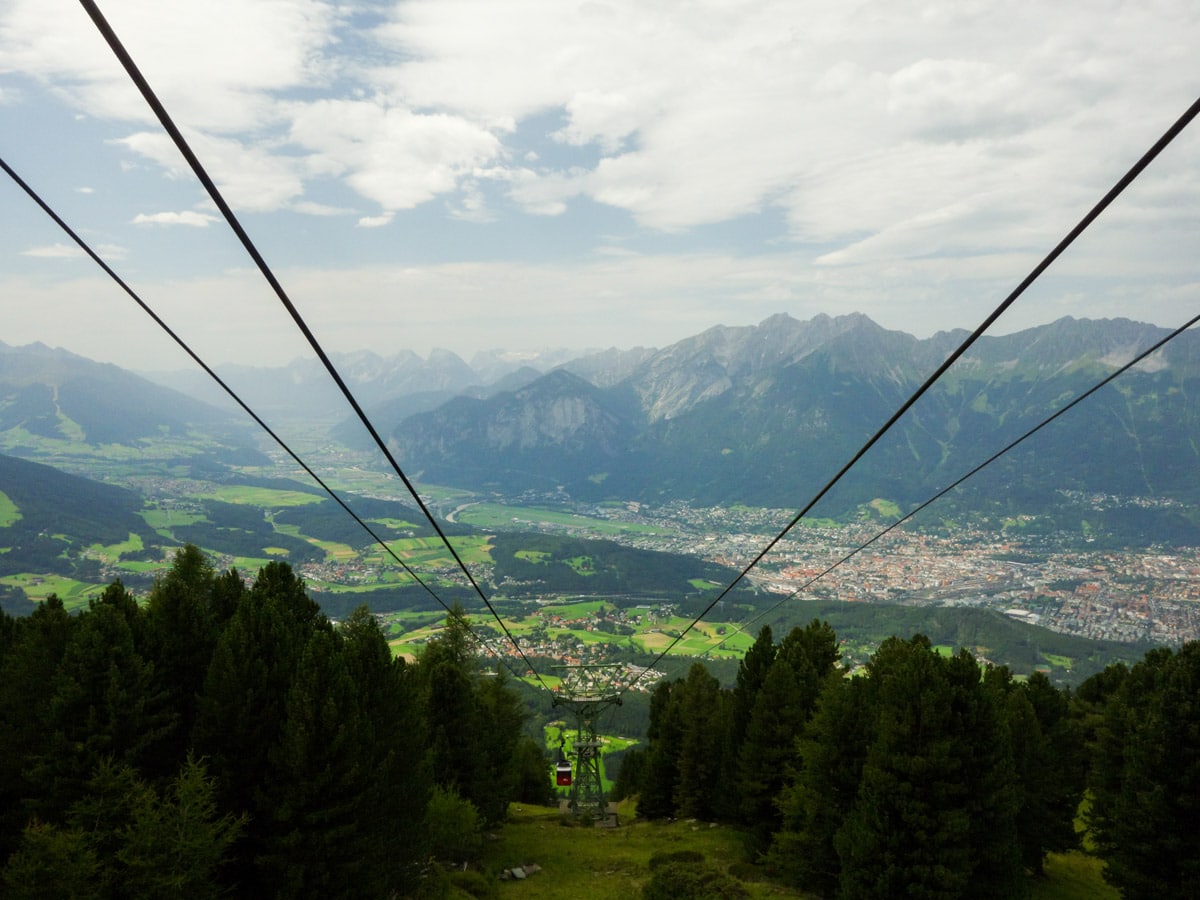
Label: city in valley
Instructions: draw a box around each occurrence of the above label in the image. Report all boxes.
[316,486,1200,659]
[113,468,1200,676]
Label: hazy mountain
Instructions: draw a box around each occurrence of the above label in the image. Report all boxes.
[145,346,590,427]
[0,341,247,447]
[387,314,1200,528]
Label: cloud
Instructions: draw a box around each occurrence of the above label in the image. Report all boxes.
[0,0,337,132]
[132,210,219,227]
[291,200,354,217]
[357,213,394,228]
[21,243,85,258]
[365,0,1200,250]
[2,0,1198,367]
[289,99,503,213]
[115,130,305,212]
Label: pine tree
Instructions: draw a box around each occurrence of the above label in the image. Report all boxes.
[638,678,684,819]
[27,586,172,823]
[997,669,1084,874]
[717,624,775,821]
[1088,642,1200,899]
[0,595,74,855]
[738,621,839,851]
[192,561,331,893]
[770,670,874,894]
[143,545,231,774]
[673,662,725,820]
[834,638,1023,900]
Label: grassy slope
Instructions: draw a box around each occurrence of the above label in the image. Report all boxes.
[479,803,1116,900]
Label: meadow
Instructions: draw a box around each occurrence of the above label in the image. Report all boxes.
[476,803,1117,900]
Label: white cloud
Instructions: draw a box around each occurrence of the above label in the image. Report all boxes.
[132,210,219,227]
[364,0,1200,252]
[357,213,394,228]
[0,0,338,132]
[115,130,305,212]
[291,200,353,217]
[2,0,1198,369]
[289,99,503,212]
[21,243,84,258]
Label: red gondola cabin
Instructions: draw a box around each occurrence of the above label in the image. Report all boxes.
[556,760,573,787]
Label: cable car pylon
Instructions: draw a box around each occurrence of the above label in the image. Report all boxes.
[551,663,623,826]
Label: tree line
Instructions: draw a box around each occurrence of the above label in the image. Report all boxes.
[614,621,1200,899]
[0,546,552,898]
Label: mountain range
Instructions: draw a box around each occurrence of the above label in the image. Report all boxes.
[5,313,1200,539]
[381,314,1200,522]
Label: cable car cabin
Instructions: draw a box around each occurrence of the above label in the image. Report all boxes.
[556,760,573,787]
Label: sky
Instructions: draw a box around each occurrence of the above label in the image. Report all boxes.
[1,0,1199,372]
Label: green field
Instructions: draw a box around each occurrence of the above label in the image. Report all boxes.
[140,508,207,531]
[367,517,422,531]
[455,501,670,537]
[85,532,144,561]
[478,805,1114,900]
[0,490,20,527]
[1043,653,1075,669]
[483,803,796,900]
[0,573,101,610]
[540,599,609,617]
[188,485,326,507]
[361,535,493,568]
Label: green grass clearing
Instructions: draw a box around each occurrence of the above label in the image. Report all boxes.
[85,532,144,561]
[483,804,793,900]
[0,491,20,527]
[540,600,609,617]
[0,573,103,610]
[188,485,326,507]
[1031,851,1117,900]
[1043,653,1075,669]
[455,501,669,537]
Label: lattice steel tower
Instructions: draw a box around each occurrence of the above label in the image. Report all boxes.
[552,664,623,823]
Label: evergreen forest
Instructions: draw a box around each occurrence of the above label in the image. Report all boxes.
[0,546,1196,899]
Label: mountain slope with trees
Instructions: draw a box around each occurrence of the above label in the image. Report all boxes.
[0,548,546,898]
[388,314,1200,533]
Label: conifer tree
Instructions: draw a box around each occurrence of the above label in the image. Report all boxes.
[739,620,839,850]
[835,638,1023,900]
[1088,642,1200,898]
[28,585,172,823]
[192,561,330,893]
[717,624,775,820]
[143,545,231,773]
[996,669,1084,874]
[770,670,874,894]
[673,662,725,820]
[0,594,74,855]
[638,678,684,819]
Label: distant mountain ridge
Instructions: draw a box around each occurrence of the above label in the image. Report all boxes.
[383,314,1200,524]
[0,341,239,445]
[12,314,1199,538]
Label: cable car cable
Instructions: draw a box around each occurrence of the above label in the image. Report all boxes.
[0,153,526,681]
[76,0,552,693]
[621,92,1200,694]
[699,310,1200,659]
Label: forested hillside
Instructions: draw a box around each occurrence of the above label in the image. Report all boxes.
[616,623,1200,899]
[0,453,162,595]
[1,545,1195,897]
[0,547,550,898]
